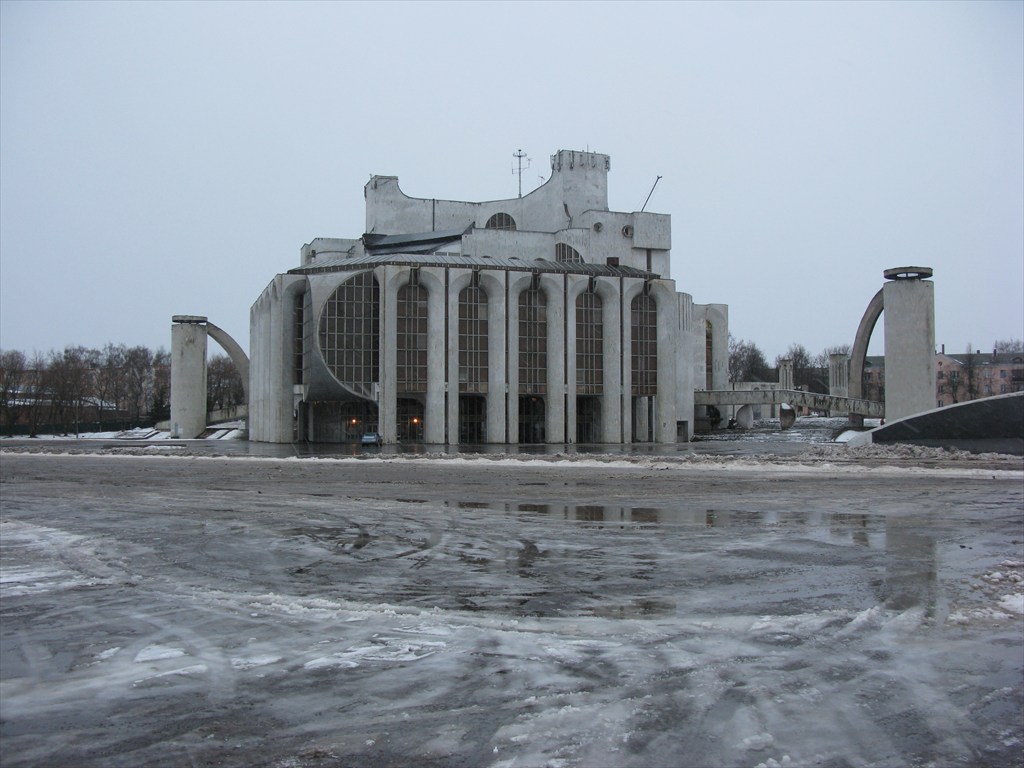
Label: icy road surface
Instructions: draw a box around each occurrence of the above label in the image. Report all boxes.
[1,450,1022,768]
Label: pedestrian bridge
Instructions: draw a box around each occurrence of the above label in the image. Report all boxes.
[695,389,884,418]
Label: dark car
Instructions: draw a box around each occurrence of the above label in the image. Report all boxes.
[360,432,382,446]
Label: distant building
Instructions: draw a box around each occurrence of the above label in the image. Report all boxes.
[248,149,728,445]
[862,349,1024,409]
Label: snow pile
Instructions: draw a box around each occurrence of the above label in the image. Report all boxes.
[949,560,1024,624]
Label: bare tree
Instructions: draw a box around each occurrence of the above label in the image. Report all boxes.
[23,353,47,437]
[45,346,93,435]
[207,355,245,413]
[776,343,823,391]
[94,343,128,429]
[0,350,27,435]
[150,348,171,423]
[994,339,1023,353]
[728,335,771,383]
[123,346,154,427]
[812,344,851,370]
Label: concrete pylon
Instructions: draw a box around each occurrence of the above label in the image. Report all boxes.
[778,358,794,391]
[829,353,850,416]
[170,315,208,439]
[882,267,936,421]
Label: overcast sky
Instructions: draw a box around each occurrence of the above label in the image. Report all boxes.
[2,0,1021,362]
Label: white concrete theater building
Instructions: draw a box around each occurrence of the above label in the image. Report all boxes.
[249,150,728,445]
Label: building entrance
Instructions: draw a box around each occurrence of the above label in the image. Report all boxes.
[309,400,379,443]
[397,398,425,443]
[519,396,546,443]
[576,396,601,443]
[458,395,486,444]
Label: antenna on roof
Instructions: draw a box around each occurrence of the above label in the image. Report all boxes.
[512,149,531,198]
[640,175,663,213]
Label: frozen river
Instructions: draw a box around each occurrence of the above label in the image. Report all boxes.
[1,443,1022,767]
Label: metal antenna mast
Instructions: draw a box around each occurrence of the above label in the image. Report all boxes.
[640,175,663,213]
[512,149,531,198]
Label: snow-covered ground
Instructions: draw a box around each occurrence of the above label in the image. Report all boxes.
[1,447,1021,767]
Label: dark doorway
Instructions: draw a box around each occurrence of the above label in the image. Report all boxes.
[519,396,546,443]
[576,396,601,443]
[397,398,425,443]
[459,395,486,443]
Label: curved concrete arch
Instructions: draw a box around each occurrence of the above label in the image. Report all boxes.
[205,321,249,402]
[849,288,884,402]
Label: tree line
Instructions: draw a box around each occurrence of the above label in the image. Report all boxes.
[728,336,851,392]
[0,345,243,437]
[728,335,1024,395]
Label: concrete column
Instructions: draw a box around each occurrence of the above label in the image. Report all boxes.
[171,316,208,439]
[504,272,532,443]
[596,278,622,443]
[620,278,646,442]
[540,273,566,443]
[420,268,447,444]
[565,275,590,444]
[267,280,293,442]
[446,270,472,445]
[481,271,509,444]
[378,266,402,444]
[675,293,695,442]
[651,280,680,443]
[829,353,850,416]
[883,270,936,421]
[248,300,263,441]
[778,359,794,391]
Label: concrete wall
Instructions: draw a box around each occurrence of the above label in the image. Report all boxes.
[361,149,672,279]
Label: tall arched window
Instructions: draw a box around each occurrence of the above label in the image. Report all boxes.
[519,275,547,393]
[485,212,516,231]
[631,289,657,395]
[319,272,379,395]
[556,243,582,263]
[458,275,488,393]
[576,286,602,393]
[396,270,427,393]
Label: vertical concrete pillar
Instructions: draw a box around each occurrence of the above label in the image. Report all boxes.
[378,267,398,443]
[651,280,679,443]
[170,316,208,439]
[620,278,645,442]
[675,293,696,442]
[778,359,794,391]
[504,272,531,443]
[829,353,850,416]
[483,271,510,444]
[541,274,566,443]
[596,278,622,443]
[446,270,472,445]
[565,276,590,444]
[420,268,446,445]
[882,268,936,421]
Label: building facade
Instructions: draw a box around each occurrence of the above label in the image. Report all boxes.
[249,150,728,445]
[862,349,1024,409]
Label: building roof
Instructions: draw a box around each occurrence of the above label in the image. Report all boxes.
[290,251,655,279]
[863,353,1024,368]
[362,228,470,255]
